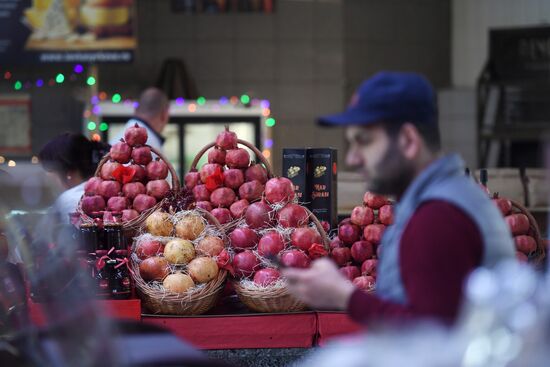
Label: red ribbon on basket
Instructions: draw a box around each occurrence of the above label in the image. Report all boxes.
[308,243,328,260]
[205,166,224,192]
[112,165,136,184]
[216,249,235,276]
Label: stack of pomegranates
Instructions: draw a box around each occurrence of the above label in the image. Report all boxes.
[133,210,224,295]
[492,195,539,262]
[331,192,394,291]
[184,127,269,226]
[227,177,328,287]
[81,123,172,222]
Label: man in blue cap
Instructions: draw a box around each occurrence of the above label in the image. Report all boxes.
[284,72,514,325]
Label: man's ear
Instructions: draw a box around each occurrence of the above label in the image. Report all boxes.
[398,123,422,160]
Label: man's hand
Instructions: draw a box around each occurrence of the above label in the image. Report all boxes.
[282,258,356,310]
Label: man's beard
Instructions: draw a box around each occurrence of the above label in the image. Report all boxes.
[366,143,415,198]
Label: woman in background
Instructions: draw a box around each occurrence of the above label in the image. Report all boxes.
[39,133,109,223]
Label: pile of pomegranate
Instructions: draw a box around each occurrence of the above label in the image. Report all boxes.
[492,195,538,262]
[331,192,394,291]
[133,210,224,294]
[184,126,269,226]
[81,123,172,222]
[225,177,329,287]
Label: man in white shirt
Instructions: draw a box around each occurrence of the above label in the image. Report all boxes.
[111,87,170,151]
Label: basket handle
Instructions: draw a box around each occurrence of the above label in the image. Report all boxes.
[189,139,274,179]
[304,207,330,251]
[93,144,181,190]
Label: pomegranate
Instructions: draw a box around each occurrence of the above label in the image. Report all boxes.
[363,224,385,245]
[136,240,164,259]
[245,163,268,184]
[193,185,211,202]
[351,206,374,226]
[121,209,139,222]
[330,237,344,250]
[254,268,281,286]
[188,257,219,283]
[363,192,388,209]
[98,180,121,199]
[196,236,224,257]
[196,201,213,212]
[361,259,378,276]
[238,180,264,202]
[208,147,226,165]
[321,221,331,233]
[232,250,260,278]
[505,214,530,236]
[163,273,195,294]
[164,239,195,265]
[230,227,259,250]
[245,201,273,229]
[493,198,512,217]
[351,241,374,263]
[230,199,249,219]
[379,205,394,225]
[331,247,351,266]
[133,194,157,213]
[122,182,145,200]
[223,169,245,189]
[226,148,250,169]
[277,204,309,228]
[175,215,205,241]
[145,211,174,237]
[353,275,376,290]
[146,180,170,200]
[515,235,537,255]
[258,232,285,258]
[338,223,361,245]
[340,265,360,281]
[265,177,295,204]
[110,139,132,163]
[291,227,322,252]
[132,146,152,165]
[200,163,223,184]
[124,123,148,147]
[211,187,237,208]
[103,211,115,223]
[211,208,232,225]
[184,171,201,189]
[146,159,169,180]
[129,163,146,182]
[139,256,169,281]
[84,177,103,195]
[81,195,106,215]
[516,251,528,262]
[107,196,128,212]
[100,161,121,181]
[216,126,238,150]
[281,250,311,268]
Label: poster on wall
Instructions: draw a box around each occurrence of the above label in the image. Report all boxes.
[0,0,136,64]
[171,0,275,13]
[0,95,32,155]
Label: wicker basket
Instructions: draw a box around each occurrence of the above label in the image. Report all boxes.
[232,208,330,313]
[78,144,180,236]
[131,208,228,315]
[509,199,546,266]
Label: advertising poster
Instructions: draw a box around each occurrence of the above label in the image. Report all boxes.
[0,0,136,64]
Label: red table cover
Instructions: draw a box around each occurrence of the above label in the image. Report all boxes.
[316,312,363,346]
[143,312,318,350]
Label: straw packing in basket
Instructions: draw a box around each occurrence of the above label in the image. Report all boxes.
[80,123,176,224]
[132,209,227,296]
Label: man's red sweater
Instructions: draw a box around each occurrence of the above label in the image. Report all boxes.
[347,200,483,325]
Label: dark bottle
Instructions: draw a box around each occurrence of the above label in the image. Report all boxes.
[103,223,124,251]
[111,261,131,300]
[80,224,98,253]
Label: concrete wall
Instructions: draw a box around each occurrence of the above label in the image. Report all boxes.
[452,0,550,87]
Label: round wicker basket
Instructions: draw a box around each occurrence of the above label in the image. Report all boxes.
[509,199,546,266]
[131,209,228,315]
[232,208,330,313]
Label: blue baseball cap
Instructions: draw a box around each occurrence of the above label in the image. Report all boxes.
[318,71,436,127]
